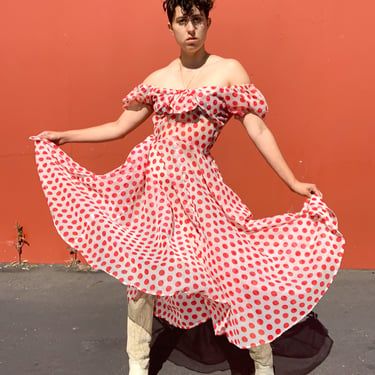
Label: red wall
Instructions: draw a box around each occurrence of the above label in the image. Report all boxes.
[1,0,374,268]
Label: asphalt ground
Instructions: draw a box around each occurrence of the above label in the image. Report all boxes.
[0,265,374,375]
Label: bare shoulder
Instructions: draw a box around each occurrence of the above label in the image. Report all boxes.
[143,60,179,87]
[222,58,251,85]
[207,56,251,86]
[142,68,166,86]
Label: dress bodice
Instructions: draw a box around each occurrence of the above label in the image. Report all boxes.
[123,84,268,155]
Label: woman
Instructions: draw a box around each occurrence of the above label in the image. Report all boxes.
[33,1,344,374]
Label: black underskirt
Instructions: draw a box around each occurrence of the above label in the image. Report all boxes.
[149,312,332,375]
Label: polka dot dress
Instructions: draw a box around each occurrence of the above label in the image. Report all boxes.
[33,84,344,348]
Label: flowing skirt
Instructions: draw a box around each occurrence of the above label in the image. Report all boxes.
[33,137,344,349]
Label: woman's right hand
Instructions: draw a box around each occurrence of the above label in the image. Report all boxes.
[36,131,67,145]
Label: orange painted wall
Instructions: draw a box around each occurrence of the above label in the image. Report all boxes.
[1,0,374,268]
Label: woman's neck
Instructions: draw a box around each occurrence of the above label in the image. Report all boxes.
[179,48,210,69]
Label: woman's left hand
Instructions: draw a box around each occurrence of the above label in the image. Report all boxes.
[290,181,322,198]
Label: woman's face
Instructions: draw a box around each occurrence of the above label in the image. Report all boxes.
[168,6,211,52]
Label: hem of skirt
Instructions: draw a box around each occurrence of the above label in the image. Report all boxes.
[62,225,343,349]
[133,257,342,350]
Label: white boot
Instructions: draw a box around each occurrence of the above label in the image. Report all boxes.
[249,343,274,375]
[129,358,148,375]
[253,363,274,375]
[127,318,151,375]
[127,293,155,375]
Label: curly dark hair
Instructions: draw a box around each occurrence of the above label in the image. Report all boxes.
[163,0,214,23]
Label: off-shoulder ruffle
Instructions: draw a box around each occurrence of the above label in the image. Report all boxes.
[123,84,268,120]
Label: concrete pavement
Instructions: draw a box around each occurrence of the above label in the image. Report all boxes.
[0,265,374,375]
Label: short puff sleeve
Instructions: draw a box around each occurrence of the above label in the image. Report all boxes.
[224,84,268,120]
[122,84,154,109]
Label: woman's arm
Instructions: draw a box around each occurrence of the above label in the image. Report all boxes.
[225,60,321,198]
[37,101,153,145]
[241,113,321,198]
